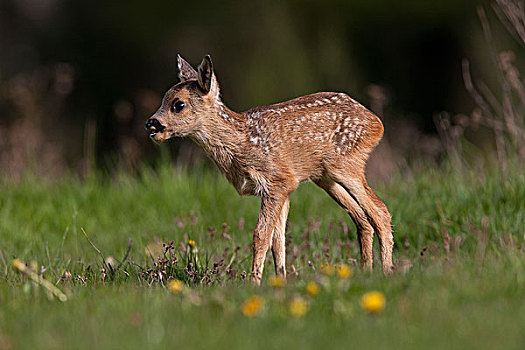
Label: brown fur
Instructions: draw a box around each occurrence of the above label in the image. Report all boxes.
[146,55,393,284]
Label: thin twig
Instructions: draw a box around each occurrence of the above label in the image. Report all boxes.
[479,82,503,116]
[462,59,493,117]
[462,58,508,172]
[224,249,238,272]
[479,6,519,152]
[114,239,133,272]
[12,259,67,302]
[81,227,108,271]
[494,0,525,45]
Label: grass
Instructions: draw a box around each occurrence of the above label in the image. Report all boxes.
[0,162,524,349]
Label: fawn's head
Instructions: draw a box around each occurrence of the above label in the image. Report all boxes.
[146,54,220,142]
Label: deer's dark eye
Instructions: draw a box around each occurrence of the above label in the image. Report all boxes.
[171,100,185,113]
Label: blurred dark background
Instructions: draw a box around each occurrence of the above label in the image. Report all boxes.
[0,0,522,180]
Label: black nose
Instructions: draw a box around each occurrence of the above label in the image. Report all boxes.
[145,118,165,131]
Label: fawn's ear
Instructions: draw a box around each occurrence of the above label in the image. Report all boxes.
[197,55,216,95]
[177,54,198,82]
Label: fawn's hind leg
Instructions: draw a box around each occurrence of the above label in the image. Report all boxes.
[363,182,393,272]
[315,177,374,271]
[332,174,393,274]
[271,197,290,277]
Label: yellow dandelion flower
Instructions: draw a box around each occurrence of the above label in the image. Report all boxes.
[305,281,320,296]
[360,291,386,314]
[289,296,308,317]
[242,295,264,318]
[268,275,285,288]
[336,264,353,279]
[320,263,335,276]
[187,239,196,247]
[168,279,184,294]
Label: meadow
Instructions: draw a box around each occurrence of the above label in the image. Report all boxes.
[0,162,524,349]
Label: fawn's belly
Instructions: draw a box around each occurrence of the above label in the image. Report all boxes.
[236,175,267,197]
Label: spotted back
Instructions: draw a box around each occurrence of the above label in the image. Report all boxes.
[242,92,380,157]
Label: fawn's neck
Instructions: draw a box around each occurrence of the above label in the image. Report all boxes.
[191,101,245,175]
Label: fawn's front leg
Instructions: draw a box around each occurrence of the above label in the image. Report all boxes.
[251,196,288,285]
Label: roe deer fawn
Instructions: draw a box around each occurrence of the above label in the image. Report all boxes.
[146,54,393,285]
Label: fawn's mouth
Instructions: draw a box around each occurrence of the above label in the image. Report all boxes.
[149,129,171,143]
[146,118,168,142]
[148,128,162,138]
